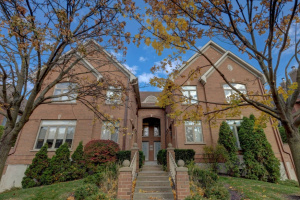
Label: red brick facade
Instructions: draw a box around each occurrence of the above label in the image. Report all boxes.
[0,40,297,192]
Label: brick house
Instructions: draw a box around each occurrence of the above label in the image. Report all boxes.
[0,40,297,192]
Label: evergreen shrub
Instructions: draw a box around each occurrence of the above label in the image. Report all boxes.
[218,121,239,176]
[84,140,120,168]
[86,192,110,200]
[239,114,280,183]
[174,149,195,163]
[157,149,167,166]
[21,144,50,188]
[42,143,72,184]
[189,167,218,189]
[74,184,99,200]
[203,145,228,173]
[205,183,230,200]
[116,150,130,163]
[139,151,145,168]
[278,126,288,143]
[84,173,104,187]
[70,141,86,179]
[0,125,3,139]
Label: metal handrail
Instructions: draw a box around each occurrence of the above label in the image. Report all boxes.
[169,151,177,183]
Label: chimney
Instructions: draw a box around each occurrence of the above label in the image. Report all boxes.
[289,66,297,83]
[280,78,287,89]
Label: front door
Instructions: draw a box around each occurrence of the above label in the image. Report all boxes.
[142,118,161,161]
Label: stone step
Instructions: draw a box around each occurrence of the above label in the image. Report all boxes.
[136,181,170,187]
[137,176,169,181]
[138,171,169,176]
[133,192,174,200]
[141,167,163,171]
[135,186,173,193]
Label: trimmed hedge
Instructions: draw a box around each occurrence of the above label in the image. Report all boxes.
[157,149,167,166]
[175,149,195,164]
[116,150,145,168]
[0,125,3,139]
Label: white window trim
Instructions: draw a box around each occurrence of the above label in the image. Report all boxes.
[106,86,122,105]
[33,120,77,150]
[184,121,204,143]
[182,86,198,104]
[52,82,78,103]
[223,83,247,102]
[101,121,119,143]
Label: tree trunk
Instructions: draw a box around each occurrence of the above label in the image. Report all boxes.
[0,129,15,183]
[287,129,300,183]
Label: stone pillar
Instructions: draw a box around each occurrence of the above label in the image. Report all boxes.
[167,143,175,171]
[131,143,139,172]
[117,160,133,200]
[176,160,190,200]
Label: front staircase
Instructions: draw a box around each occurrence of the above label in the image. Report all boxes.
[133,163,174,200]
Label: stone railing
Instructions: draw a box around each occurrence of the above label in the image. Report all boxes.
[166,143,191,200]
[117,143,139,200]
[130,151,138,181]
[169,151,177,183]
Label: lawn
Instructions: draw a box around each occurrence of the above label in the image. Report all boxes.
[220,176,300,200]
[0,179,83,200]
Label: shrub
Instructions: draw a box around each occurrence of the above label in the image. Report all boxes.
[218,121,239,176]
[84,140,120,169]
[190,167,218,189]
[239,114,280,183]
[22,144,50,188]
[0,125,3,139]
[279,126,288,143]
[84,173,105,187]
[86,192,110,200]
[185,194,206,200]
[175,149,195,164]
[205,183,230,200]
[42,143,72,184]
[74,184,99,200]
[139,151,145,168]
[70,141,86,179]
[116,150,131,163]
[157,149,167,167]
[203,145,228,173]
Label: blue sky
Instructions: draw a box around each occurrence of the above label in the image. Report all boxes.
[112,1,299,92]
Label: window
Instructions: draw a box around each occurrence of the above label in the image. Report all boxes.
[223,84,247,102]
[185,121,203,143]
[154,125,160,136]
[101,121,119,143]
[182,86,198,104]
[52,82,78,103]
[227,120,242,149]
[35,120,76,149]
[1,117,7,126]
[106,86,122,104]
[1,115,21,126]
[143,126,149,137]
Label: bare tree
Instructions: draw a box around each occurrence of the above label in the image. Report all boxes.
[0,0,136,180]
[135,0,300,183]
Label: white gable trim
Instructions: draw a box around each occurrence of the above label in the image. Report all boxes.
[88,39,137,82]
[177,40,227,76]
[142,95,158,103]
[76,53,103,81]
[199,51,266,84]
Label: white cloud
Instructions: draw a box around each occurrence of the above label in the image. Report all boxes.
[110,50,123,59]
[124,64,138,74]
[154,59,182,75]
[138,73,155,83]
[139,56,147,62]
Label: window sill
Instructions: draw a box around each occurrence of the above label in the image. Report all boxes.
[184,142,206,145]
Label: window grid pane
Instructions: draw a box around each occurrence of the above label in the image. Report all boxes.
[182,86,198,104]
[35,121,76,149]
[185,121,203,143]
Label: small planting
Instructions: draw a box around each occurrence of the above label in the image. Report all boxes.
[174,149,195,164]
[74,184,99,200]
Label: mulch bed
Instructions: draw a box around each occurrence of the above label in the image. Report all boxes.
[288,195,300,200]
[223,183,244,200]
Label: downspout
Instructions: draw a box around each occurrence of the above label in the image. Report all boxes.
[258,78,292,179]
[122,78,130,150]
[203,83,214,145]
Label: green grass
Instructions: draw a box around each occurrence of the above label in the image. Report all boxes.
[220,176,300,200]
[0,179,84,200]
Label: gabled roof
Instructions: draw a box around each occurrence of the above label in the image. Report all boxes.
[178,40,266,84]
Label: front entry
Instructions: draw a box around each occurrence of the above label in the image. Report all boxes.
[142,118,161,161]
